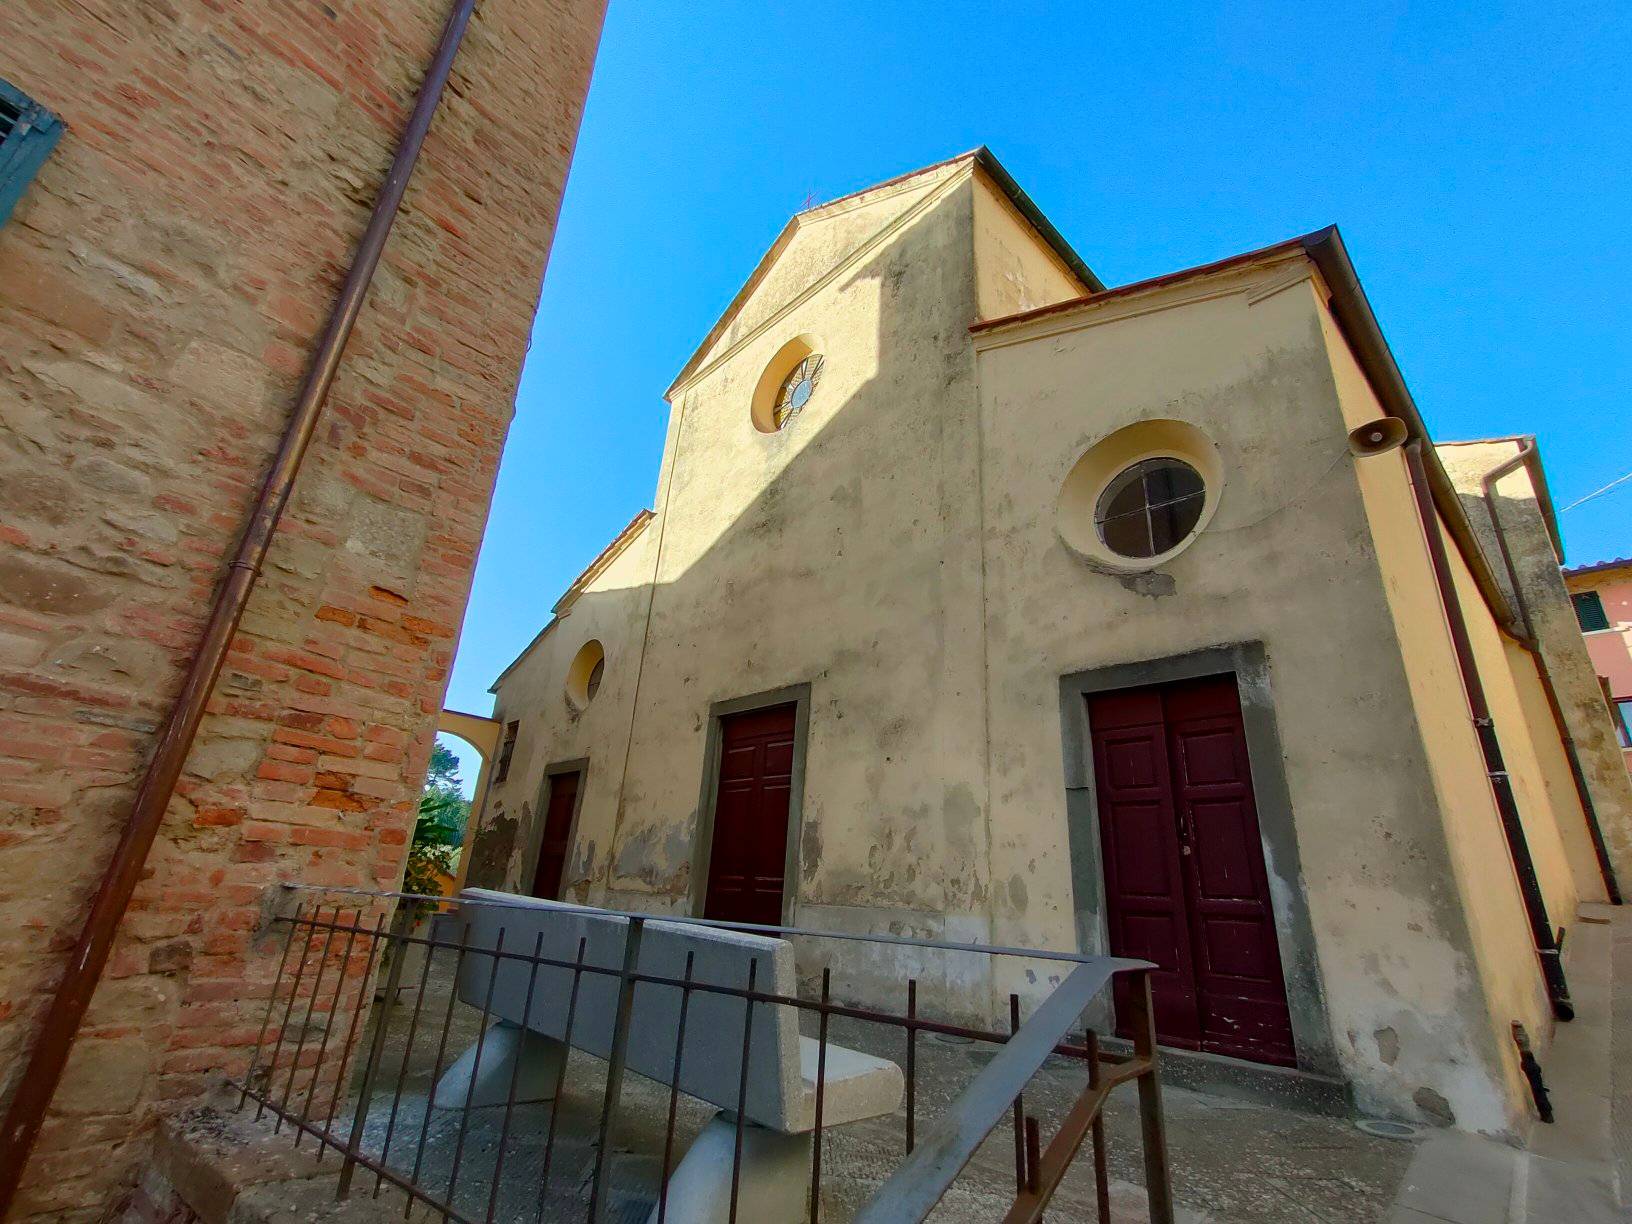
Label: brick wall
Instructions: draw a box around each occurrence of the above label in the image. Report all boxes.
[0,0,605,1215]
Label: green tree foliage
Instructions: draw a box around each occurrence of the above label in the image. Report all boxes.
[404,741,472,900]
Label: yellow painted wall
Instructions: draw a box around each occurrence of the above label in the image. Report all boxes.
[976,263,1524,1133]
[475,523,656,896]
[1441,535,1580,930]
[486,161,1023,1015]
[971,169,1084,320]
[1436,441,1632,897]
[1311,306,1546,1135]
[1500,639,1607,899]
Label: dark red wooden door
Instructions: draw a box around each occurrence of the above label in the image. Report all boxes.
[1088,675,1295,1066]
[529,770,579,901]
[704,703,797,926]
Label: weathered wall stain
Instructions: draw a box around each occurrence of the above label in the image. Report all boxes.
[466,810,519,891]
[474,159,1610,1139]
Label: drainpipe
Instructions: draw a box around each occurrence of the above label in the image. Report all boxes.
[1479,442,1622,904]
[1404,440,1574,1021]
[0,0,478,1206]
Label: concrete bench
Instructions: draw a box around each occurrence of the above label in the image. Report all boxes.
[432,888,903,1222]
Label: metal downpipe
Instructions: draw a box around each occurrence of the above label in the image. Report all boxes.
[0,0,478,1206]
[1404,440,1573,1021]
[1479,442,1622,904]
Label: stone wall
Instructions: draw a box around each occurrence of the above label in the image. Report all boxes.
[0,0,605,1215]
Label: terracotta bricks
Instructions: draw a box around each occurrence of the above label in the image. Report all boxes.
[0,0,606,1216]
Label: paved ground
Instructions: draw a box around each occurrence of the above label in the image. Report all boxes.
[1385,902,1629,1224]
[299,949,1414,1223]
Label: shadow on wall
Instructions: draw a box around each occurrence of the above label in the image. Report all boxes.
[470,183,1003,1012]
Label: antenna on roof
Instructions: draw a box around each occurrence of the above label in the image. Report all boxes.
[801,190,817,211]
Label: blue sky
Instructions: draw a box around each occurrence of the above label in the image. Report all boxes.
[436,1,1630,787]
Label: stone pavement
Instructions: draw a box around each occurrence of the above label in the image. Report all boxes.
[293,954,1414,1222]
[150,901,1632,1223]
[1385,902,1629,1224]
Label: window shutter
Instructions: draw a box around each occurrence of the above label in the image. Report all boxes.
[0,78,64,228]
[494,720,519,783]
[1573,590,1611,633]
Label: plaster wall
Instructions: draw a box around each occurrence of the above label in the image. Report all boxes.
[976,264,1520,1131]
[620,170,996,1014]
[1440,528,1579,930]
[1310,307,1546,1134]
[1497,640,1613,896]
[1581,629,1632,701]
[690,173,947,378]
[971,172,1083,320]
[438,709,499,893]
[1565,570,1632,628]
[483,163,1094,1015]
[484,177,1582,1133]
[1565,570,1632,720]
[1439,442,1632,891]
[475,527,655,899]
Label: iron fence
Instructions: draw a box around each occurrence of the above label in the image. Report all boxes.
[234,886,1172,1223]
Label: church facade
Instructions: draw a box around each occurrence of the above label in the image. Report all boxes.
[467,150,1631,1139]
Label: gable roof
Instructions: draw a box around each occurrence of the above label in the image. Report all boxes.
[1563,557,1632,580]
[663,147,1102,400]
[488,508,653,693]
[552,508,654,616]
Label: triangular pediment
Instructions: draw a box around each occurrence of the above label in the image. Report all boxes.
[664,148,1101,400]
[666,160,966,398]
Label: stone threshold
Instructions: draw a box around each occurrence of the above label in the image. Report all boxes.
[1096,1035,1352,1119]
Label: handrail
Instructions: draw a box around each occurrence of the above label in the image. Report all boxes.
[284,881,1129,965]
[854,956,1149,1222]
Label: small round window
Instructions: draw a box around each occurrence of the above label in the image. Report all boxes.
[565,639,605,711]
[772,355,823,429]
[1095,457,1206,559]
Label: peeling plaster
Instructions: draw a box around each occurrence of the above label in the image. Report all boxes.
[1116,570,1176,599]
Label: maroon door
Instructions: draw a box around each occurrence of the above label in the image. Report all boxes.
[529,770,580,901]
[1088,675,1295,1066]
[704,704,797,926]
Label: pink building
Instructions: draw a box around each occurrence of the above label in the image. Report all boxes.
[1563,557,1632,767]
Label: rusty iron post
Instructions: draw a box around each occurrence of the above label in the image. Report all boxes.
[338,915,408,1198]
[1129,971,1174,1224]
[588,916,645,1224]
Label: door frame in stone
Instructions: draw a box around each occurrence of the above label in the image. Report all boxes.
[689,683,812,926]
[1059,642,1340,1079]
[520,757,590,898]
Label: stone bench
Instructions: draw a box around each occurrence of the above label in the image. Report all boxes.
[433,888,904,1222]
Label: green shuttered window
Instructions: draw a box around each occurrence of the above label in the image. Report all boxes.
[1572,590,1611,633]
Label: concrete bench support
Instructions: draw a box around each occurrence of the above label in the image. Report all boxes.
[650,1114,809,1224]
[434,890,904,1224]
[430,1020,564,1109]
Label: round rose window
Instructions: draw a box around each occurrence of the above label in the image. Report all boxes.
[1094,457,1206,559]
[771,355,823,429]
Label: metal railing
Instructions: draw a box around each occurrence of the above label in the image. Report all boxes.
[234,886,1173,1223]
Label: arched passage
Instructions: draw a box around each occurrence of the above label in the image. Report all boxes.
[437,708,503,894]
